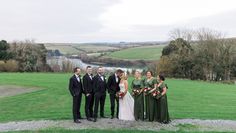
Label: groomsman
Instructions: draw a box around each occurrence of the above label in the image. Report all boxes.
[107,69,123,119]
[93,66,107,122]
[69,67,83,123]
[83,66,94,121]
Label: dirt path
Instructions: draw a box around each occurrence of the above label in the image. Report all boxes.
[1,119,236,132]
[0,85,39,98]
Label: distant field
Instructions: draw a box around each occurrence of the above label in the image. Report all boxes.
[45,44,82,55]
[0,73,236,123]
[45,43,121,56]
[105,45,165,60]
[44,43,166,60]
[74,44,119,53]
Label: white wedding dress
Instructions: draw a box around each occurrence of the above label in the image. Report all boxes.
[118,83,135,121]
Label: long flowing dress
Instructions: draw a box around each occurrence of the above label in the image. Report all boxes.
[118,83,135,121]
[157,82,170,123]
[131,78,144,121]
[143,77,157,121]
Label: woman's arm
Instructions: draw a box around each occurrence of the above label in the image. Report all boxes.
[161,87,167,96]
[130,80,134,90]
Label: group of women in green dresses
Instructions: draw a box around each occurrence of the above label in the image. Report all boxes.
[130,70,170,124]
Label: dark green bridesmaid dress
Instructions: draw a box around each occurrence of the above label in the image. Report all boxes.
[157,82,170,124]
[131,78,144,121]
[143,77,157,121]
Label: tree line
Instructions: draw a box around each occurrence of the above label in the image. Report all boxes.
[157,28,236,81]
[0,40,51,72]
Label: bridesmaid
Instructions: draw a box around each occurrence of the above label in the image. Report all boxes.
[157,74,170,124]
[143,71,157,121]
[131,70,144,121]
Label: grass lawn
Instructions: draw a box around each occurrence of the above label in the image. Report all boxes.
[106,45,165,60]
[0,73,236,122]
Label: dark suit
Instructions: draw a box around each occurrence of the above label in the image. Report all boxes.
[69,74,83,121]
[93,74,107,118]
[83,73,94,118]
[107,74,120,117]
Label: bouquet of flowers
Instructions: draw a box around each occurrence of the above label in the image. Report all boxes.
[116,91,125,99]
[132,89,141,96]
[143,87,151,95]
[152,90,159,97]
[152,90,162,99]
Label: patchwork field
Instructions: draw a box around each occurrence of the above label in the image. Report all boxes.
[45,44,82,55]
[44,43,165,60]
[105,45,165,60]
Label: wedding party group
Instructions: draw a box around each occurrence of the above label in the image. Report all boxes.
[68,66,170,124]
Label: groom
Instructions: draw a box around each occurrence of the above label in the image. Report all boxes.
[107,69,123,119]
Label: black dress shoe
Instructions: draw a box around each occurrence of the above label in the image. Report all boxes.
[87,118,93,121]
[111,116,114,119]
[74,119,81,123]
[78,117,84,119]
[100,116,107,118]
[93,118,97,122]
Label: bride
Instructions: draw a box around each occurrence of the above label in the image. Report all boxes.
[118,72,135,121]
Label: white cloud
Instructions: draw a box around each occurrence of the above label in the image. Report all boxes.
[100,0,236,27]
[0,0,236,42]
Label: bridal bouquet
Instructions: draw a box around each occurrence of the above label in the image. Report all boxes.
[116,91,125,99]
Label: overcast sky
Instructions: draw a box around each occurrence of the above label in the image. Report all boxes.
[1,0,236,43]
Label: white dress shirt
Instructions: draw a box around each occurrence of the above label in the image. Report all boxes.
[115,73,118,83]
[75,74,80,82]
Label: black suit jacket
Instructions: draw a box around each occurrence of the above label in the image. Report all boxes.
[69,75,83,96]
[107,74,120,94]
[93,74,107,94]
[83,73,94,94]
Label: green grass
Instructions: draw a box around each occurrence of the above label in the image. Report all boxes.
[0,73,236,122]
[106,45,165,60]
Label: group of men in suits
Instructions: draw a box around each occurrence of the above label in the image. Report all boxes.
[68,66,123,123]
